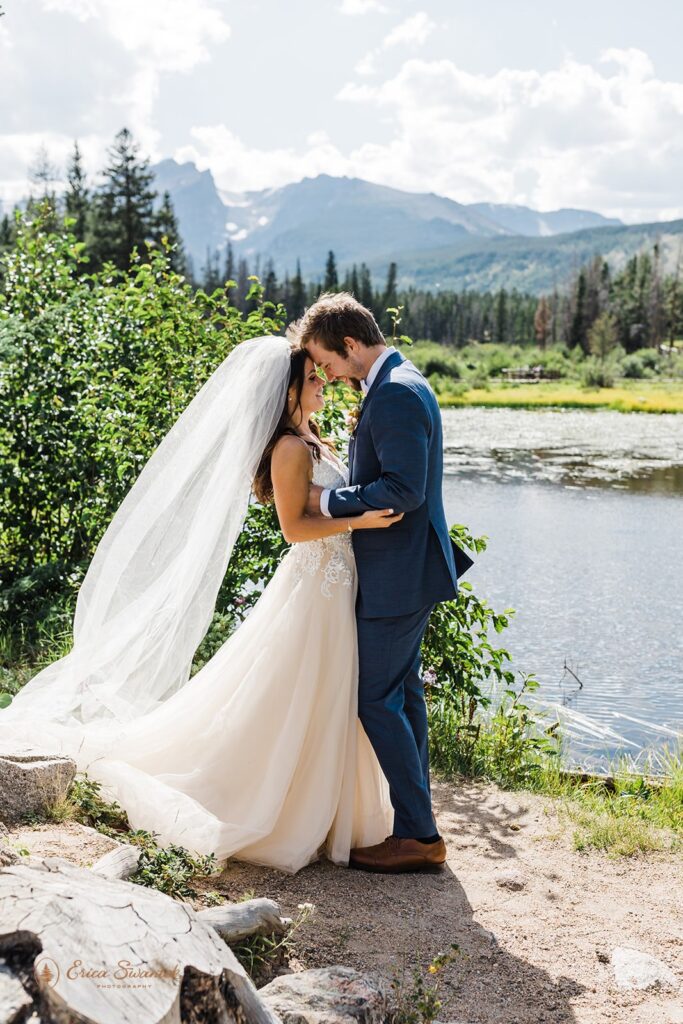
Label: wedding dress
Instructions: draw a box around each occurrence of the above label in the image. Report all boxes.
[3,451,393,874]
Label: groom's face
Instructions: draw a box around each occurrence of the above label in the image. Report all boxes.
[305,337,364,384]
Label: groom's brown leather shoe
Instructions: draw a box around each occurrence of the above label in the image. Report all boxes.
[349,835,447,873]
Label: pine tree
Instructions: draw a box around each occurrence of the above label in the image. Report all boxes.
[0,211,16,290]
[0,212,15,251]
[223,242,235,286]
[290,259,306,319]
[263,258,279,306]
[236,257,250,312]
[350,264,360,299]
[27,145,59,228]
[64,141,89,243]
[201,247,221,292]
[28,144,59,203]
[381,261,398,331]
[570,271,588,351]
[358,263,373,310]
[323,250,338,291]
[155,190,186,273]
[494,288,508,344]
[588,311,618,362]
[90,127,158,270]
[533,296,552,349]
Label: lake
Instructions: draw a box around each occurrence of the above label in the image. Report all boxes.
[441,407,683,772]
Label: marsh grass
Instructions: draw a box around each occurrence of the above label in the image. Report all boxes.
[529,746,683,855]
[439,380,683,413]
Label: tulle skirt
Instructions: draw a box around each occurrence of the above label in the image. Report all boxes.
[2,541,393,874]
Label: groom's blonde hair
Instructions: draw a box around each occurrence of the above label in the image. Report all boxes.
[297,292,385,356]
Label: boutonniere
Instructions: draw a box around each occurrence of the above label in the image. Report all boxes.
[344,391,360,432]
[346,402,361,435]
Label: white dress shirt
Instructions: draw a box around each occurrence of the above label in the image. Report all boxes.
[320,346,397,517]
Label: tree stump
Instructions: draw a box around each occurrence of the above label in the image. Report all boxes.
[0,855,281,1024]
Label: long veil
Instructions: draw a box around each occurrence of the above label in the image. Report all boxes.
[0,334,292,758]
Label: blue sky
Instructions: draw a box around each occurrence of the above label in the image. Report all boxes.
[1,0,682,221]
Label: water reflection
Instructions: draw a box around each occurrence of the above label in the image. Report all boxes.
[442,406,683,496]
[441,407,683,772]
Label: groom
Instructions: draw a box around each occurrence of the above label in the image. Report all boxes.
[300,293,471,873]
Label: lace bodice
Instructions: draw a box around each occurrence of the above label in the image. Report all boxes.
[286,452,355,598]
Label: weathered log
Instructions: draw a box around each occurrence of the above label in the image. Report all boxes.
[91,842,142,881]
[0,754,76,824]
[0,856,281,1024]
[0,962,34,1022]
[197,899,291,944]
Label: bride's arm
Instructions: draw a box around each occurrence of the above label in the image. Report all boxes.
[271,436,402,543]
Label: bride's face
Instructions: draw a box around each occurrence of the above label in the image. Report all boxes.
[291,356,326,422]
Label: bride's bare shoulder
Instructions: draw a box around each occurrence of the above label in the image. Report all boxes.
[271,434,313,476]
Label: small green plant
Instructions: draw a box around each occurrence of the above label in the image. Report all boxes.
[233,901,316,985]
[67,773,220,897]
[127,832,220,900]
[68,774,130,834]
[389,944,463,1024]
[201,891,226,907]
[423,524,559,785]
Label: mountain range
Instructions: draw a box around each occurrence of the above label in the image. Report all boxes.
[98,158,683,293]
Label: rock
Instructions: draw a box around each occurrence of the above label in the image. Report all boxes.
[91,841,142,881]
[0,753,76,824]
[260,966,387,1024]
[611,946,679,991]
[495,869,526,891]
[0,842,20,867]
[0,963,34,1022]
[0,855,280,1024]
[197,898,292,944]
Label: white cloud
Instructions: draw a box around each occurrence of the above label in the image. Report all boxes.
[384,12,435,48]
[41,0,230,72]
[34,0,231,159]
[336,49,683,220]
[0,130,107,204]
[354,52,378,77]
[354,10,435,79]
[175,48,683,223]
[175,126,348,193]
[338,0,388,14]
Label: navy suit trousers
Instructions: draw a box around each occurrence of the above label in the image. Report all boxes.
[356,602,437,839]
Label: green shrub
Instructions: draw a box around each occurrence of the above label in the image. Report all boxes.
[620,353,653,379]
[424,355,461,379]
[0,203,285,642]
[639,347,661,370]
[581,358,615,388]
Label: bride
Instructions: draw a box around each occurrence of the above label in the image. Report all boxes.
[0,335,400,874]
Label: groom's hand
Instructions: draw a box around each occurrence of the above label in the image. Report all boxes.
[306,484,323,515]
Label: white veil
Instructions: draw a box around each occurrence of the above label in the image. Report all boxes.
[0,334,292,754]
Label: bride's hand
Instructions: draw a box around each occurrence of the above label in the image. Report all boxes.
[352,509,404,530]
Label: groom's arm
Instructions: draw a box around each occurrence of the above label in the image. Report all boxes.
[324,384,430,517]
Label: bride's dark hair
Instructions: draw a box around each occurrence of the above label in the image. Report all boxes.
[253,341,332,505]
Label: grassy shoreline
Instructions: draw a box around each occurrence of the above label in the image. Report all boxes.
[438,379,683,413]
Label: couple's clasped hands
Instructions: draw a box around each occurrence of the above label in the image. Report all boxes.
[306,483,404,530]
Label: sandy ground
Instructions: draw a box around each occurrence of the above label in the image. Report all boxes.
[6,779,682,1024]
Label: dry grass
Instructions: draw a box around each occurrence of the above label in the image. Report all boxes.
[440,380,683,413]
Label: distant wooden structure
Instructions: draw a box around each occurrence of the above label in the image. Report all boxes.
[500,365,562,383]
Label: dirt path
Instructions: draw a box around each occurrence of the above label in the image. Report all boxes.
[8,779,682,1024]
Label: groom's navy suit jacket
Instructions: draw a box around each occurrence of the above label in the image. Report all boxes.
[326,350,459,618]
